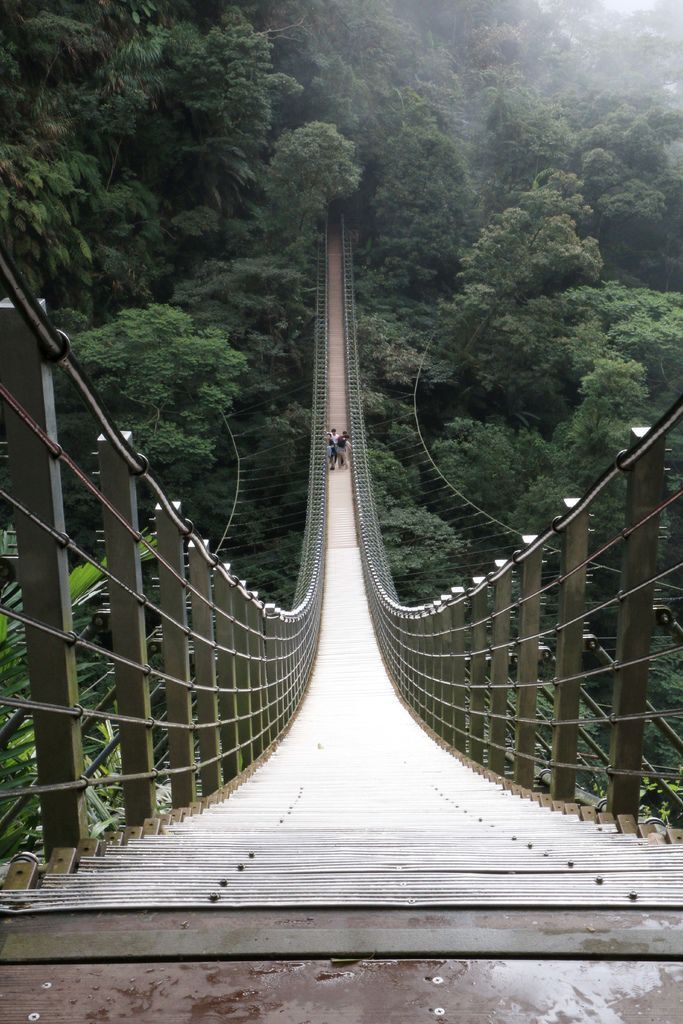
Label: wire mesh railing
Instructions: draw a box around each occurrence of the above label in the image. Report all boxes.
[342,218,683,829]
[0,233,327,862]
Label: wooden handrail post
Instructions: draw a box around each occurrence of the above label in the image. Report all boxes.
[98,431,155,825]
[389,609,403,698]
[489,562,512,776]
[247,596,266,759]
[551,501,589,803]
[233,584,254,771]
[406,613,418,711]
[463,595,473,755]
[284,616,295,725]
[154,501,196,809]
[433,600,444,734]
[214,567,239,784]
[188,539,222,795]
[607,428,667,818]
[1,301,87,853]
[419,606,430,729]
[449,588,467,753]
[434,596,451,742]
[469,580,488,766]
[413,611,423,713]
[278,614,290,729]
[514,538,543,789]
[264,604,279,747]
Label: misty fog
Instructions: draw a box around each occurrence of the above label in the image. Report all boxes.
[603,0,656,12]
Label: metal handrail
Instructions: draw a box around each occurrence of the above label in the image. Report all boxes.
[0,230,328,857]
[341,217,683,824]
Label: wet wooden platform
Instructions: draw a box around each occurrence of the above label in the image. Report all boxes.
[3,956,683,1024]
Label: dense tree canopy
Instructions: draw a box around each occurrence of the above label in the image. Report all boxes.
[1,0,682,611]
[266,120,361,240]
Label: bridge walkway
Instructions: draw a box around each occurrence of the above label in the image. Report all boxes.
[3,229,683,917]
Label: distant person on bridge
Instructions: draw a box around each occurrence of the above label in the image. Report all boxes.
[326,429,338,470]
[336,430,350,469]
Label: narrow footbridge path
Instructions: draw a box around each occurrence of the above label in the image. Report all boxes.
[4,227,682,915]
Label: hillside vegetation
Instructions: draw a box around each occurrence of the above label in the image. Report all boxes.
[1,0,682,603]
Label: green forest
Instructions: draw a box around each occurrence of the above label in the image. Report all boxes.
[1,0,683,606]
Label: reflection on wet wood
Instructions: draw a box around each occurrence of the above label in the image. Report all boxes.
[2,958,683,1024]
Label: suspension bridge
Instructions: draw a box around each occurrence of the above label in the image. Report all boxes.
[0,222,682,1018]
